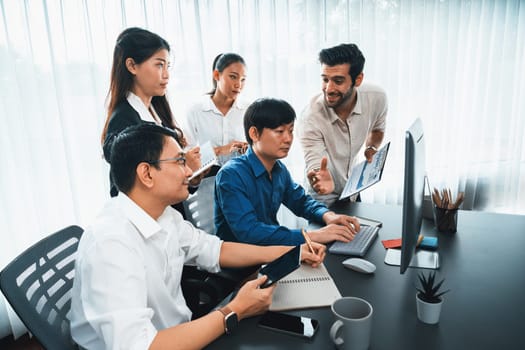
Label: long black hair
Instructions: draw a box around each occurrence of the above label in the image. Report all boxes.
[101,27,184,145]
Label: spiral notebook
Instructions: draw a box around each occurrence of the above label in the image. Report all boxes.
[188,141,218,181]
[269,263,341,311]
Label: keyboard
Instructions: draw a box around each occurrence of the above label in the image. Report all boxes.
[328,225,379,257]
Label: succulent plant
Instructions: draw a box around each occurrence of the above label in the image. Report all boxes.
[416,271,450,303]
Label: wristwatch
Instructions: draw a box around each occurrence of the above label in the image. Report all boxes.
[218,306,238,334]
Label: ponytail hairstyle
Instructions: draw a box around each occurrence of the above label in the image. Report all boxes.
[207,52,246,95]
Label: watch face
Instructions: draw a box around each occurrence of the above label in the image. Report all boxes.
[225,312,238,333]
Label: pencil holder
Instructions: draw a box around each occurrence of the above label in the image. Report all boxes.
[433,207,458,233]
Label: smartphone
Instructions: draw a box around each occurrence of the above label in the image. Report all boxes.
[258,311,319,339]
[258,245,301,288]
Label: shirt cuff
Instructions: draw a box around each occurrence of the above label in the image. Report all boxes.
[290,229,309,245]
[312,207,329,223]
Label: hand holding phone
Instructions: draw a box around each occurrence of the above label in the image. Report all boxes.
[258,311,319,339]
[258,245,301,288]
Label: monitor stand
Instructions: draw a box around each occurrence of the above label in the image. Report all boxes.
[384,249,440,269]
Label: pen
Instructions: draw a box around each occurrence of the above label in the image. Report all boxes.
[301,229,315,254]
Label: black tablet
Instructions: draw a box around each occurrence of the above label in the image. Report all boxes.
[258,245,301,288]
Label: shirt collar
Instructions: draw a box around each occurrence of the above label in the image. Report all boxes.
[127,92,160,124]
[116,193,165,239]
[352,87,363,116]
[314,94,339,124]
[245,146,284,178]
[202,95,243,113]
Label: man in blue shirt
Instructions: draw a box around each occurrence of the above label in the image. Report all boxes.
[215,97,360,246]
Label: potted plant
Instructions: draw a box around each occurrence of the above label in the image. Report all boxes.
[415,271,450,324]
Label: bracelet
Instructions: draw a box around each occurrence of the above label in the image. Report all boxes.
[366,145,378,152]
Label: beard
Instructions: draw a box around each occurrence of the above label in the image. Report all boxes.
[324,86,354,109]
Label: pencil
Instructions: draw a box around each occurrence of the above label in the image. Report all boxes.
[301,229,315,254]
[417,233,424,247]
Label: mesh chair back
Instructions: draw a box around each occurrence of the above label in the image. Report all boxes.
[0,225,83,350]
[181,175,260,319]
[183,176,216,234]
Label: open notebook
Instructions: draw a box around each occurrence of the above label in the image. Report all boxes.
[269,263,341,311]
[188,141,218,181]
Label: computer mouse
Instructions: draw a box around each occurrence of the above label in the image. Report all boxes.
[342,258,376,274]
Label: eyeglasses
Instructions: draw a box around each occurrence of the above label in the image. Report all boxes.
[148,152,186,167]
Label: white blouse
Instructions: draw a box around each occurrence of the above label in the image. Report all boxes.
[184,96,248,165]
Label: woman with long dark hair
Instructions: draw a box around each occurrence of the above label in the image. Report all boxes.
[101,27,201,197]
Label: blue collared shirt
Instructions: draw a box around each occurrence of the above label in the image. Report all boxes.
[215,147,329,245]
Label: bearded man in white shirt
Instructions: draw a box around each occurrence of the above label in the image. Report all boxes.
[299,43,388,207]
[70,123,325,350]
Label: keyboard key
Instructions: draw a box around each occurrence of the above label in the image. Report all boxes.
[328,225,379,257]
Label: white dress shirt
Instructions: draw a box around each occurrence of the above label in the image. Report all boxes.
[70,194,222,350]
[184,95,247,165]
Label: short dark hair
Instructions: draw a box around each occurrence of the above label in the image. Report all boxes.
[318,43,365,84]
[109,123,177,193]
[244,98,296,145]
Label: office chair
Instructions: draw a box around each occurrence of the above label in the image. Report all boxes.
[0,225,83,350]
[182,176,227,318]
[182,176,258,319]
[183,176,216,234]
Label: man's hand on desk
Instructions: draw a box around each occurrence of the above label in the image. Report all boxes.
[323,212,360,233]
[306,224,357,244]
[304,212,360,244]
[300,241,326,268]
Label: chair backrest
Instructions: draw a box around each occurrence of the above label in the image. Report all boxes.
[0,225,83,350]
[183,176,216,234]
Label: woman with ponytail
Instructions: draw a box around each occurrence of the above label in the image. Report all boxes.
[185,53,248,166]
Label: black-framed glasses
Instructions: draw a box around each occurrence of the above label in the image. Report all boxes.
[148,152,186,167]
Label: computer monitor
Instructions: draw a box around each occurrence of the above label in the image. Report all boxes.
[399,118,426,274]
[382,119,440,272]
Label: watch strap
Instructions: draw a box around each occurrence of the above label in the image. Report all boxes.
[218,305,233,317]
[218,306,237,334]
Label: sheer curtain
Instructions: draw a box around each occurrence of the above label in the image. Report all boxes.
[1,0,523,339]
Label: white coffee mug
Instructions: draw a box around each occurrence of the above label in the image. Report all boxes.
[330,296,373,350]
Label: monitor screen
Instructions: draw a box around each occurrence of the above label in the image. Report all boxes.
[400,118,426,274]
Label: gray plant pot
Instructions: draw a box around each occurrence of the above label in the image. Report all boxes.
[416,294,443,324]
